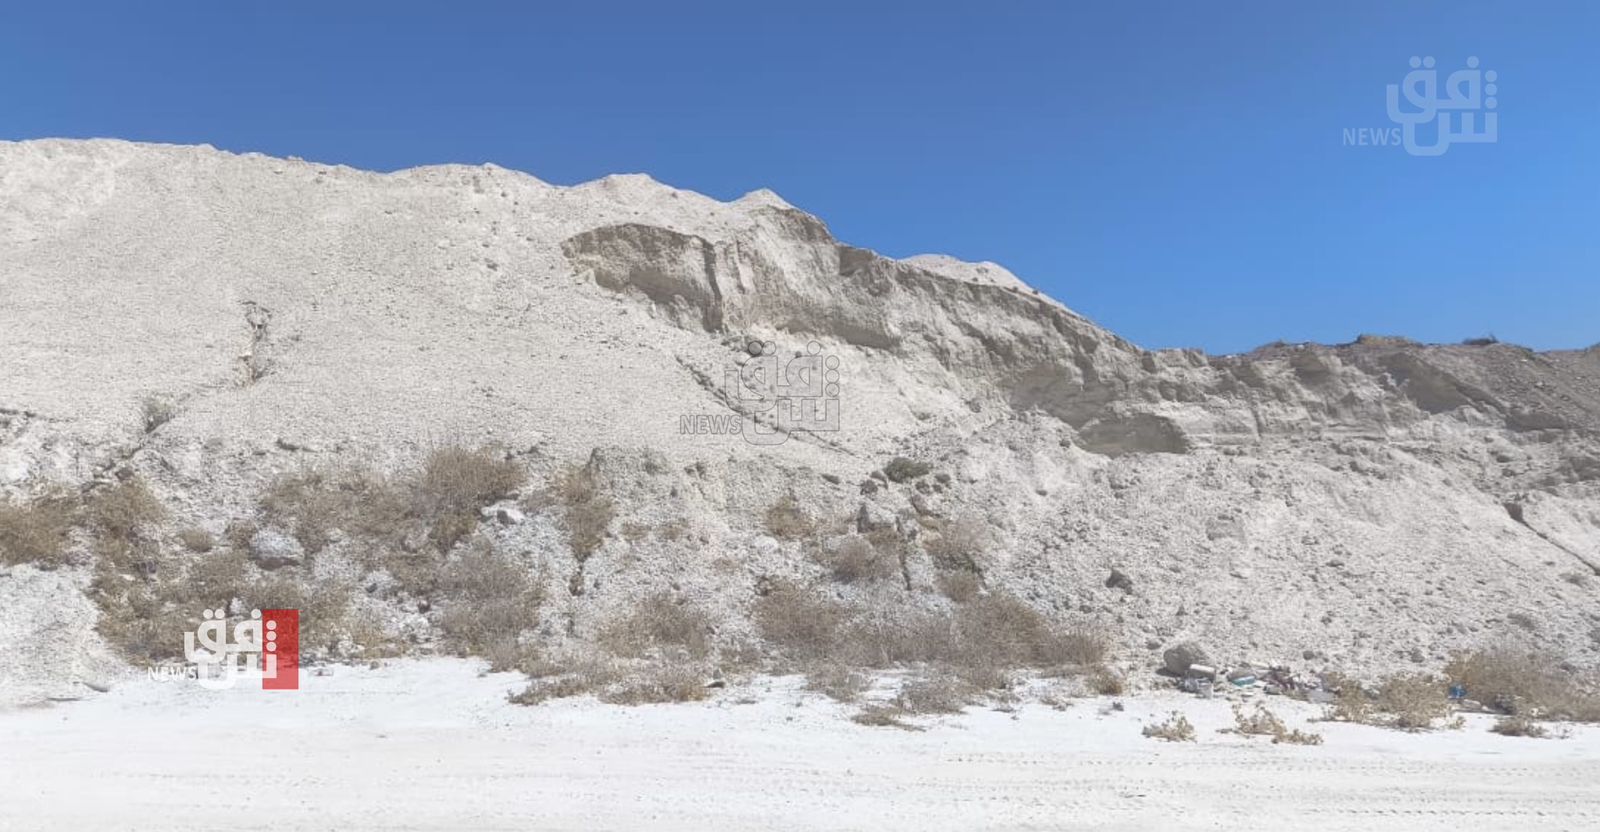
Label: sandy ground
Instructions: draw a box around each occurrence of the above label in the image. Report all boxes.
[2,659,1598,831]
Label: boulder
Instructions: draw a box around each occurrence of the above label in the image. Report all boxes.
[249,528,304,570]
[1163,641,1210,676]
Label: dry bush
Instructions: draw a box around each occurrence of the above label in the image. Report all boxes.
[88,477,164,546]
[87,477,166,579]
[1490,715,1550,738]
[953,593,1074,667]
[415,445,525,551]
[260,447,521,557]
[243,575,354,653]
[1326,673,1453,731]
[181,550,252,606]
[599,663,710,705]
[552,463,613,559]
[753,582,849,660]
[952,656,1015,692]
[91,585,192,663]
[851,704,922,731]
[1445,649,1600,722]
[434,543,544,662]
[260,465,406,555]
[1232,701,1287,737]
[658,519,687,542]
[1088,667,1126,696]
[764,496,817,541]
[1229,702,1322,744]
[1143,712,1196,742]
[1506,612,1539,632]
[895,669,975,714]
[936,570,981,602]
[0,490,77,567]
[1377,674,1455,731]
[177,527,215,553]
[599,593,711,659]
[1059,625,1111,667]
[509,653,622,705]
[804,663,871,703]
[820,535,897,584]
[1274,727,1325,746]
[923,513,987,574]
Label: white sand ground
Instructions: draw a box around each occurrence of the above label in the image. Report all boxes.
[2,660,1597,831]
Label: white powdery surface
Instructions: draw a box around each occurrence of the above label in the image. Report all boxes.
[2,658,1598,831]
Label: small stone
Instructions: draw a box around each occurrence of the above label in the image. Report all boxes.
[496,506,525,525]
[1105,568,1134,592]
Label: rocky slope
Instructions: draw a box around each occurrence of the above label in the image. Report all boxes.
[2,139,1597,704]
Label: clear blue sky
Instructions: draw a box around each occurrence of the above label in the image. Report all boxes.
[3,2,1595,353]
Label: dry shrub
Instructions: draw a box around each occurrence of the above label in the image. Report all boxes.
[1274,727,1325,746]
[1059,625,1111,667]
[658,519,687,542]
[760,582,1106,691]
[177,527,215,553]
[851,704,922,731]
[243,575,354,653]
[1445,649,1600,722]
[89,477,164,546]
[87,477,166,580]
[753,582,849,660]
[1490,715,1551,738]
[764,496,816,541]
[1506,612,1539,632]
[895,669,975,714]
[1377,674,1455,731]
[820,535,897,584]
[600,664,710,705]
[923,513,987,574]
[599,593,711,659]
[1231,702,1323,744]
[91,585,192,664]
[1088,667,1126,696]
[261,465,405,555]
[434,543,544,663]
[182,550,251,605]
[1143,711,1196,742]
[1326,673,1453,731]
[0,490,77,567]
[508,652,623,705]
[260,446,522,557]
[552,463,614,559]
[953,593,1074,667]
[837,607,958,667]
[804,663,871,703]
[415,445,525,551]
[936,570,981,602]
[1232,701,1287,736]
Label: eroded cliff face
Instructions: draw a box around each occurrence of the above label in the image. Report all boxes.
[1,140,1596,706]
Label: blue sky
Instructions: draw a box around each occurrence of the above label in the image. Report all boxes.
[2,2,1595,353]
